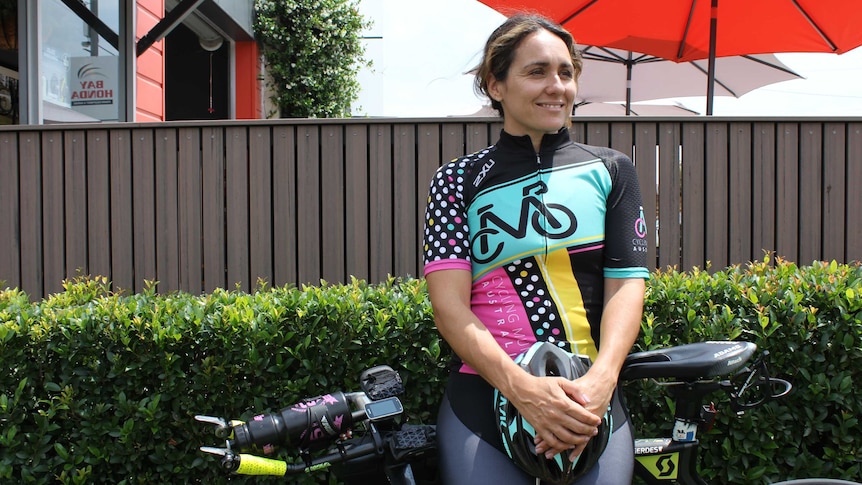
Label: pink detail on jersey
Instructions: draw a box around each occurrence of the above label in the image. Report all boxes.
[423,258,471,276]
[569,244,604,254]
[460,267,535,374]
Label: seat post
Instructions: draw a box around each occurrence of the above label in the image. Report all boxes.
[668,382,719,443]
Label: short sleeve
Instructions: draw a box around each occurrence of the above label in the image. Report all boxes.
[423,160,472,276]
[603,152,650,279]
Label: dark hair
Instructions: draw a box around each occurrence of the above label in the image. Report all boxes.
[474,14,583,117]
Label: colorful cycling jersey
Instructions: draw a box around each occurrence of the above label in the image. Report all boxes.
[423,128,649,373]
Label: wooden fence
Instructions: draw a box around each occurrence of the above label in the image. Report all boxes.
[1,117,861,300]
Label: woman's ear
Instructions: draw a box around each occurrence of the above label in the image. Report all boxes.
[487,75,503,102]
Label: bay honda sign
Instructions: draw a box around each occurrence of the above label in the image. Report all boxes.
[70,56,118,121]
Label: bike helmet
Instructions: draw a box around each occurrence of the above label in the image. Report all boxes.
[493,342,611,485]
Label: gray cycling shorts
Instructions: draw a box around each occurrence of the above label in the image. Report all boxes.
[437,390,634,485]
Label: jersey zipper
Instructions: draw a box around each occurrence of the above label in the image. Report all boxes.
[536,152,549,261]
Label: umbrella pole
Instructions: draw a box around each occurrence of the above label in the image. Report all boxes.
[706,0,718,115]
[626,54,633,115]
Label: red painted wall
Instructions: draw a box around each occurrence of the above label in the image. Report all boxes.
[235,41,261,119]
[136,0,165,122]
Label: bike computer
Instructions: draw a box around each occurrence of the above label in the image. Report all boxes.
[364,397,403,421]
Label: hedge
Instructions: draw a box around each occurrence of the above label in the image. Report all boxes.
[1,256,860,484]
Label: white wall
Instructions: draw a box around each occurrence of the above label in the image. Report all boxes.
[352,0,505,117]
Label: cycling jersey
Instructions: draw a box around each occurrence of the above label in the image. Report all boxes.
[423,128,649,372]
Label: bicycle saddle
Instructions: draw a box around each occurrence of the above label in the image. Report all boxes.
[620,341,757,381]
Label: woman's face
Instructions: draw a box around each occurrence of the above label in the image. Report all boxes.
[488,29,577,149]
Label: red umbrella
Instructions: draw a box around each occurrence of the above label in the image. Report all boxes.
[477,0,862,114]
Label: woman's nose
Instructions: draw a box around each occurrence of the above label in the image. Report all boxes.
[547,74,566,92]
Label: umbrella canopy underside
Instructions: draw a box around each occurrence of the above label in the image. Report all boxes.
[576,48,801,105]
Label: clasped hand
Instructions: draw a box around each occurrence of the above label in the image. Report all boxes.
[511,372,613,462]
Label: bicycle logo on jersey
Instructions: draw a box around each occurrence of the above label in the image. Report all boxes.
[471,181,577,264]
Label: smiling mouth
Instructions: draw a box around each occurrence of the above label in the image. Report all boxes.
[537,103,566,110]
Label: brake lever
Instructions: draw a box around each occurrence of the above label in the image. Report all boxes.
[195,415,234,440]
[200,446,229,457]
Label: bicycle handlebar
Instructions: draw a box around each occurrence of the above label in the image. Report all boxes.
[725,350,792,412]
[200,424,385,476]
[196,365,423,477]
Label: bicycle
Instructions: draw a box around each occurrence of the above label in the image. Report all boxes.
[196,341,860,485]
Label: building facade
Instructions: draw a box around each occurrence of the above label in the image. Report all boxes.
[0,0,262,125]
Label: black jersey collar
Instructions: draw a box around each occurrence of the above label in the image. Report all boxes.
[496,128,573,156]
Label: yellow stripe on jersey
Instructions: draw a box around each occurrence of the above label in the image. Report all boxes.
[539,248,597,361]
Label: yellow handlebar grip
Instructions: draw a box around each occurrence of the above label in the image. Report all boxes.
[236,454,288,476]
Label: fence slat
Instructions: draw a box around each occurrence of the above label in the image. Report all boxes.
[42,132,65,295]
[18,133,42,297]
[798,123,823,263]
[466,123,493,153]
[64,131,88,279]
[296,125,321,284]
[87,130,111,281]
[179,127,203,294]
[132,128,157,292]
[110,129,134,292]
[250,126,274,287]
[822,123,846,262]
[751,123,777,260]
[321,125,345,283]
[369,124,393,282]
[583,122,610,148]
[155,128,180,292]
[226,126,250,290]
[775,123,800,262]
[705,122,729,269]
[345,124,370,281]
[440,123,466,165]
[728,122,752,265]
[681,124,705,270]
[609,121,634,158]
[0,132,20,289]
[657,122,682,269]
[393,124,418,277]
[202,126,226,292]
[272,126,296,287]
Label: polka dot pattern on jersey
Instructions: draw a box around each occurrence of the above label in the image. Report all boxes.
[423,156,481,263]
[503,257,568,350]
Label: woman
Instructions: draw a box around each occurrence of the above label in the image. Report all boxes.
[422,14,649,485]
